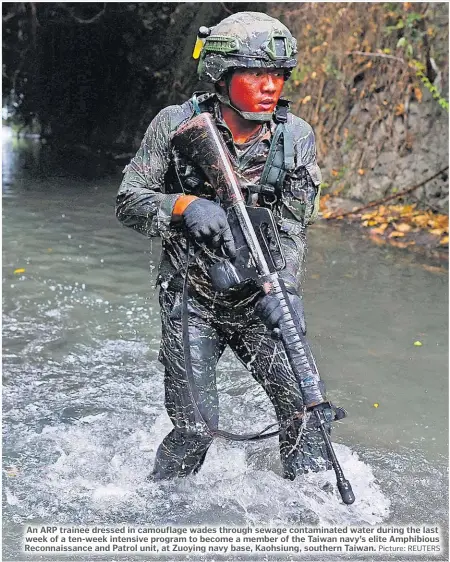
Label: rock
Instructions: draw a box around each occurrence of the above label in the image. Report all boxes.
[324,88,448,212]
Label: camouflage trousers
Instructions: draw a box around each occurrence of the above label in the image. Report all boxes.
[153,288,324,480]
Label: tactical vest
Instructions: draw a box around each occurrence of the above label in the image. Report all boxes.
[192,92,294,190]
[188,93,314,236]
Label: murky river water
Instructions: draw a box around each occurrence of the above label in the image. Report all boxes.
[2,134,448,561]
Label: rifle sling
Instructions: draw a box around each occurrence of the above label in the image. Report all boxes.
[181,239,301,442]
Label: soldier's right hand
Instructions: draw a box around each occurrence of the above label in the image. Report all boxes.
[173,196,236,258]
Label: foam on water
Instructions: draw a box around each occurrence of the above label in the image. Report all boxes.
[4,384,389,530]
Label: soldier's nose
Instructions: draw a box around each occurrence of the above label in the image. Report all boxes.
[261,75,277,93]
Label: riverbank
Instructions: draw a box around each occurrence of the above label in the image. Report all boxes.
[320,194,449,262]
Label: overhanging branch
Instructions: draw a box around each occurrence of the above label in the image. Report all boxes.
[346,51,406,64]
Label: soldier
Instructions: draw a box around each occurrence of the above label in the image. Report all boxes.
[116,12,342,481]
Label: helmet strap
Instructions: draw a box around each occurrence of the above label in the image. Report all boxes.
[216,91,273,122]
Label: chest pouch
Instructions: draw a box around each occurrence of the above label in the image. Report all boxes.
[259,100,296,197]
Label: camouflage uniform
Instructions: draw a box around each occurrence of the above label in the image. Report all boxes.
[116,13,326,480]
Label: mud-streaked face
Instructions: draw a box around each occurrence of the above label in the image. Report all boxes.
[226,68,285,114]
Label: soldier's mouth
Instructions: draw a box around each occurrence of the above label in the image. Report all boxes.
[258,101,275,110]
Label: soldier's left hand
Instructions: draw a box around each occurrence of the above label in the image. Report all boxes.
[255,291,306,334]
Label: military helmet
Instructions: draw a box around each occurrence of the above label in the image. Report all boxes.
[197,12,298,83]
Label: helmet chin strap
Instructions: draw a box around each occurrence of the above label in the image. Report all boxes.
[216,92,273,123]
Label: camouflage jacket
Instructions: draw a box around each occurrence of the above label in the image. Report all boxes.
[116,93,322,304]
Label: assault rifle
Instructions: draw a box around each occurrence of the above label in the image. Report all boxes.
[172,113,355,505]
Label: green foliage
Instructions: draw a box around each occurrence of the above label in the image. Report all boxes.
[413,60,449,111]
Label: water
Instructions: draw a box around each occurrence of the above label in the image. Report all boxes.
[2,134,448,561]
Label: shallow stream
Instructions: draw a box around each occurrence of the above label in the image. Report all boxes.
[2,134,448,561]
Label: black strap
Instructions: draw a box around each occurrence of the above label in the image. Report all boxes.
[258,99,295,199]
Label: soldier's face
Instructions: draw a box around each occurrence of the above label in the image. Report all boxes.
[227,69,285,114]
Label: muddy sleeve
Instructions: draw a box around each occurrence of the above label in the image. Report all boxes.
[115,107,182,238]
[279,231,307,295]
[287,128,323,226]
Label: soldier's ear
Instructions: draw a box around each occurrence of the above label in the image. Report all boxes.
[218,70,234,91]
[215,79,227,96]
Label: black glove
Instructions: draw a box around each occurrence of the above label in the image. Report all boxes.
[255,291,306,335]
[182,198,236,258]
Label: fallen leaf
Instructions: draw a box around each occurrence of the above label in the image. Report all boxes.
[422,264,447,274]
[358,168,365,175]
[370,222,388,234]
[369,235,387,245]
[373,403,379,408]
[412,214,432,228]
[439,236,449,246]
[429,228,445,236]
[414,87,423,102]
[389,231,405,238]
[389,240,409,248]
[14,268,26,274]
[413,341,422,347]
[431,215,449,230]
[394,222,412,233]
[399,204,416,215]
